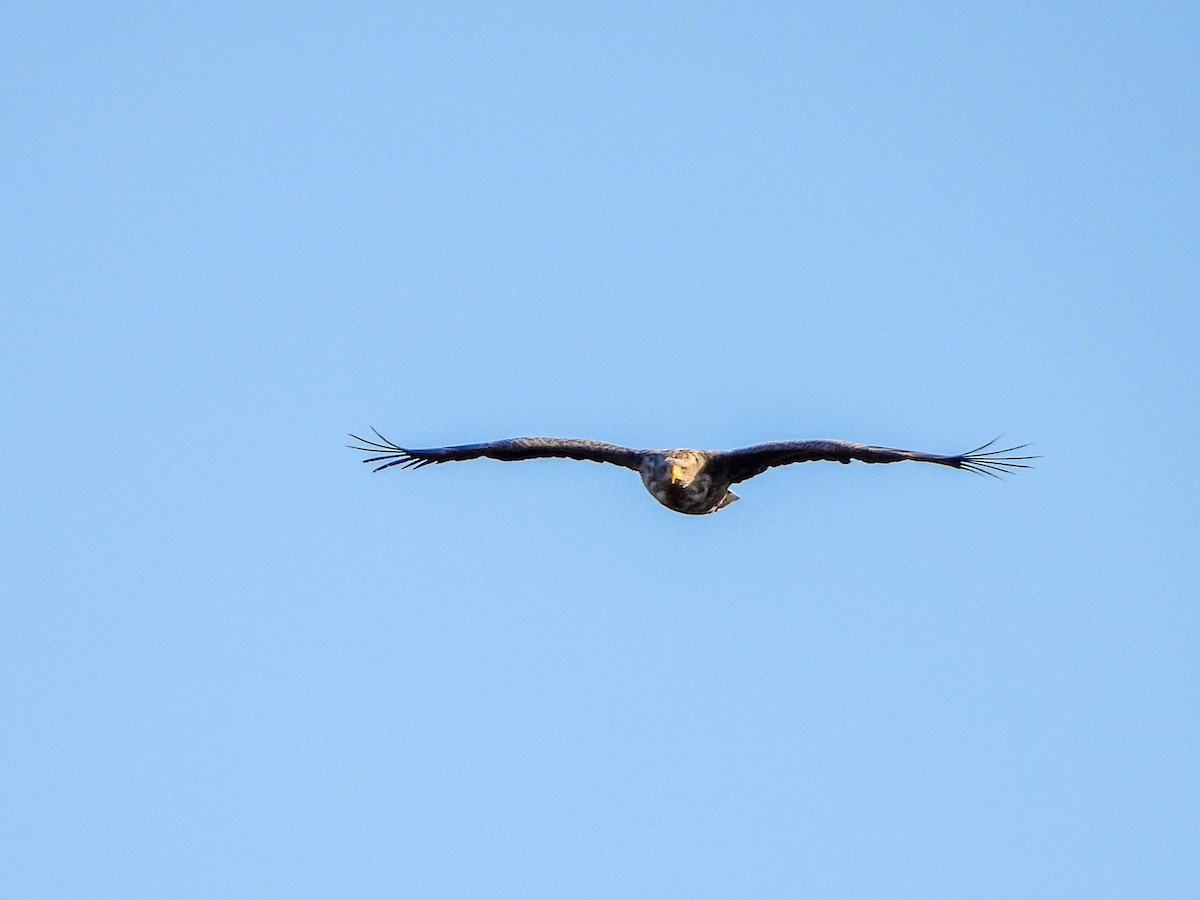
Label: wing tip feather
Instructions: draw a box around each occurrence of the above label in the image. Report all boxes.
[954,438,1039,479]
[349,429,428,473]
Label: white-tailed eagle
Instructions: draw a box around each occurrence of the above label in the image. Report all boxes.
[349,430,1033,515]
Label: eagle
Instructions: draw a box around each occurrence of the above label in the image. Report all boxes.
[349,430,1033,515]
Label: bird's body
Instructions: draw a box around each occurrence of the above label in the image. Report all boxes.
[638,450,740,515]
[350,431,1033,515]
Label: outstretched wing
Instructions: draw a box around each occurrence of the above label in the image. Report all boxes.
[712,437,1036,484]
[349,429,647,473]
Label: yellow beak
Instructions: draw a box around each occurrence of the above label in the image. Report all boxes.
[669,464,683,485]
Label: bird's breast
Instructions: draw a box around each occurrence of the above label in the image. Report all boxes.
[643,471,729,515]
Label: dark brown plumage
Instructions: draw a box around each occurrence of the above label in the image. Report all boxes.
[350,430,1034,515]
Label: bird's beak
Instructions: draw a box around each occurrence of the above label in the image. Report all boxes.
[669,463,683,485]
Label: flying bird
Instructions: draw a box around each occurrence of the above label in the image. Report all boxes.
[349,430,1034,515]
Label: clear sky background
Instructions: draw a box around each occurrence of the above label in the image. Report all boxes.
[3,4,1198,897]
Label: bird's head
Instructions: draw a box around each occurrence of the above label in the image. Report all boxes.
[663,450,706,486]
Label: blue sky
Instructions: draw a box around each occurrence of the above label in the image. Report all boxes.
[3,3,1198,897]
